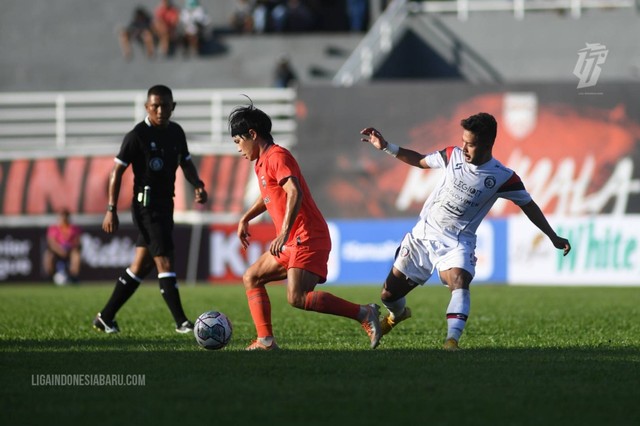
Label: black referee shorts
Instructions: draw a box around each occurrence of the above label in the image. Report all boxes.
[132,198,174,257]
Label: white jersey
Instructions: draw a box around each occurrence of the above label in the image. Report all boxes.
[419,146,532,244]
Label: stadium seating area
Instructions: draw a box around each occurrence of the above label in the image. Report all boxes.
[1,0,638,92]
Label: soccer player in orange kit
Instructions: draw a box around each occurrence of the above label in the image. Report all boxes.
[229,101,381,350]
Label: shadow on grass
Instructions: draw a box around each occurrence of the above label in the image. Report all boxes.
[2,338,639,426]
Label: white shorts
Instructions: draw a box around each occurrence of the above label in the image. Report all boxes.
[392,223,477,285]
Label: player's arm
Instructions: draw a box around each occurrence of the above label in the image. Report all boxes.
[102,162,126,234]
[519,200,571,256]
[360,127,431,169]
[180,157,208,204]
[237,195,267,249]
[270,176,302,257]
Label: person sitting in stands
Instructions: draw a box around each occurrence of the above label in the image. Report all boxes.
[43,209,82,285]
[119,6,156,60]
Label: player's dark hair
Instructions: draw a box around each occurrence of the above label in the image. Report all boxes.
[147,85,173,99]
[461,112,497,145]
[228,97,273,143]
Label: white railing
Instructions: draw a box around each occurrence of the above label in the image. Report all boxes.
[0,88,296,160]
[408,0,637,21]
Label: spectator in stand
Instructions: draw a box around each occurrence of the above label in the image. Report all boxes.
[252,0,271,33]
[273,56,297,88]
[154,0,181,57]
[346,0,368,32]
[230,0,254,33]
[179,0,212,57]
[119,6,156,60]
[271,0,315,33]
[43,209,82,285]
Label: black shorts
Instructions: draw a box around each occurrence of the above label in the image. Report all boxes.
[132,198,174,257]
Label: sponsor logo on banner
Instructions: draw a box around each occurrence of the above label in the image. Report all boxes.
[0,235,33,280]
[80,234,136,268]
[208,223,275,282]
[206,222,340,283]
[508,215,640,285]
[503,92,537,140]
[300,88,640,219]
[326,219,504,284]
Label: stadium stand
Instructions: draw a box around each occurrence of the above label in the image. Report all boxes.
[1,0,637,92]
[0,0,638,156]
[0,0,365,91]
[335,0,640,85]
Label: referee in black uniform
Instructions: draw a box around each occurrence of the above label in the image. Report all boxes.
[94,84,208,334]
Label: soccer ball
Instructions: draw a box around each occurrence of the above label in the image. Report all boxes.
[194,311,232,350]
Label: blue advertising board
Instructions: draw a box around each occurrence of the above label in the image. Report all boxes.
[326,218,507,285]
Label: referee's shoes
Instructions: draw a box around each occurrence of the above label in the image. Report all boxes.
[175,320,194,334]
[92,313,120,334]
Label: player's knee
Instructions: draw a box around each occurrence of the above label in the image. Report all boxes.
[242,271,256,290]
[445,269,472,290]
[242,268,266,291]
[286,291,306,309]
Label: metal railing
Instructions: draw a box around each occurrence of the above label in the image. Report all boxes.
[409,0,637,21]
[0,88,296,160]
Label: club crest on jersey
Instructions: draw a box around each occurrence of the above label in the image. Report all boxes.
[484,176,496,189]
[400,246,410,257]
[149,157,164,171]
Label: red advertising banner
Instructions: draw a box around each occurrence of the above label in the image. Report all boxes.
[2,84,637,220]
[295,83,640,218]
[0,155,252,216]
[207,222,276,283]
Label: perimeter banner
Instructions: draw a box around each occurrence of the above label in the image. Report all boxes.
[0,225,197,283]
[295,83,640,219]
[0,155,254,217]
[1,83,639,285]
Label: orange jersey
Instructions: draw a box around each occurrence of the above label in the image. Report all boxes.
[255,144,331,250]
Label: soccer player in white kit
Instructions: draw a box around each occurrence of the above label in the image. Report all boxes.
[360,113,571,350]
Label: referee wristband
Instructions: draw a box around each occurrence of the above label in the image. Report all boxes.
[382,142,400,157]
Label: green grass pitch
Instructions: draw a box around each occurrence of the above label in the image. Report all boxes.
[1,283,639,426]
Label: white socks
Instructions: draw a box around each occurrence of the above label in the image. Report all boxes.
[383,297,407,320]
[446,288,470,342]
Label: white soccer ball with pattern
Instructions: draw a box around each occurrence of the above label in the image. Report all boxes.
[194,311,232,350]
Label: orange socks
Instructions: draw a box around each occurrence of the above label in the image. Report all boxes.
[304,291,360,320]
[247,289,361,337]
[246,288,273,338]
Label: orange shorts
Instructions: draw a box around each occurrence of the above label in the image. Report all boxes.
[273,245,330,284]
